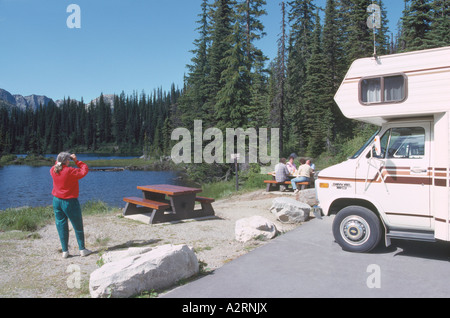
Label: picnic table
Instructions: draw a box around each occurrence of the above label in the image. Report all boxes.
[264,173,310,192]
[123,184,215,224]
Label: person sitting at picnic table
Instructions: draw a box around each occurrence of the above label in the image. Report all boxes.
[274,158,290,183]
[286,156,297,174]
[291,159,313,194]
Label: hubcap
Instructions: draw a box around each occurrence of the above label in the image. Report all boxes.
[340,216,371,246]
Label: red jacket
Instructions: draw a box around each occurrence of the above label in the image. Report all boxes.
[50,160,89,199]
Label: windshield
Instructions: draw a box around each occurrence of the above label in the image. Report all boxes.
[349,129,381,159]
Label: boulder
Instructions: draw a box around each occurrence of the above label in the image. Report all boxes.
[296,189,319,207]
[101,247,154,264]
[235,216,278,243]
[270,197,311,224]
[89,244,199,298]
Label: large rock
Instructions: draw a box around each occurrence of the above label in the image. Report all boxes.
[101,247,154,264]
[235,216,278,243]
[89,245,199,298]
[297,189,319,207]
[270,197,311,224]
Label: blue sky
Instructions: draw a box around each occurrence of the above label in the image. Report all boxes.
[0,0,404,103]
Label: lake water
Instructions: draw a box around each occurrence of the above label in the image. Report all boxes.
[0,158,184,210]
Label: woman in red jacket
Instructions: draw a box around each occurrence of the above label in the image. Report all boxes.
[50,152,91,258]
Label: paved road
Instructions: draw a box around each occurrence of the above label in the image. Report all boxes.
[162,216,450,298]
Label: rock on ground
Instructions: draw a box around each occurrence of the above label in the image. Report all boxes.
[296,189,319,207]
[89,244,199,298]
[270,197,311,224]
[235,216,278,243]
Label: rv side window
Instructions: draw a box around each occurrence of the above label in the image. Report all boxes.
[384,76,405,102]
[386,127,425,159]
[360,74,407,105]
[361,78,381,103]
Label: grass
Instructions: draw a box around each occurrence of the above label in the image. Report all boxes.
[84,158,154,168]
[200,172,271,200]
[0,200,117,233]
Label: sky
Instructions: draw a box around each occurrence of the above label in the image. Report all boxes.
[0,0,405,103]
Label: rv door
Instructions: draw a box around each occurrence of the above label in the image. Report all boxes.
[356,122,432,229]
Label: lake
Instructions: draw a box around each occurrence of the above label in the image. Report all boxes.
[0,157,185,210]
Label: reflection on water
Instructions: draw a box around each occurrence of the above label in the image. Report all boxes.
[0,165,182,210]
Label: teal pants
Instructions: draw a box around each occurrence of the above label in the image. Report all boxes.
[53,197,85,252]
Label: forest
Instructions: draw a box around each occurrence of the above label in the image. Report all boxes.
[0,0,449,161]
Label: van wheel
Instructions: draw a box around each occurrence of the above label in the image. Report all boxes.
[332,206,382,253]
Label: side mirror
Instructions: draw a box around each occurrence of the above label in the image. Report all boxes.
[373,136,381,157]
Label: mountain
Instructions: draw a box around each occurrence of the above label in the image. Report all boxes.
[0,89,17,106]
[88,94,116,107]
[0,88,116,110]
[0,88,53,110]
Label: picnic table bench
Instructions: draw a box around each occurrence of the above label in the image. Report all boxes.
[123,184,215,224]
[264,180,310,192]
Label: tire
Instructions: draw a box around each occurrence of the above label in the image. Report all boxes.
[332,206,382,253]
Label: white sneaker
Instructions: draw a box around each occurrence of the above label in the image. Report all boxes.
[62,251,70,259]
[294,189,300,194]
[80,249,92,257]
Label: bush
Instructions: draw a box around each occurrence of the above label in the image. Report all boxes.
[0,154,17,165]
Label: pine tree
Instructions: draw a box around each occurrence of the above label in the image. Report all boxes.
[344,0,379,63]
[206,0,236,125]
[399,0,433,51]
[321,0,355,143]
[215,21,251,129]
[113,92,127,144]
[375,0,390,55]
[270,1,288,154]
[427,0,450,47]
[285,0,317,153]
[301,11,333,157]
[180,0,211,128]
[236,0,269,129]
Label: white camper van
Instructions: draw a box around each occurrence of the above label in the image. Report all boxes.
[315,46,450,253]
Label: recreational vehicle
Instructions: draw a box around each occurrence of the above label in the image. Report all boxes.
[315,46,450,253]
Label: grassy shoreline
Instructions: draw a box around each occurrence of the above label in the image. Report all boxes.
[0,154,163,168]
[0,201,116,233]
[0,172,272,233]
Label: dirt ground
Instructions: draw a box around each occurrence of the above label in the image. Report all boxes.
[0,190,304,298]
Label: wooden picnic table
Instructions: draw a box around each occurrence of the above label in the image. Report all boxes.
[123,184,215,224]
[264,173,311,192]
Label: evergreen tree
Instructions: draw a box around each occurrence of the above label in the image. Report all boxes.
[301,11,332,157]
[285,0,316,153]
[427,0,450,47]
[344,0,379,63]
[376,0,391,55]
[215,21,251,129]
[180,0,211,128]
[206,0,236,125]
[236,0,269,129]
[322,0,352,142]
[399,0,433,51]
[270,1,288,154]
[113,92,127,144]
